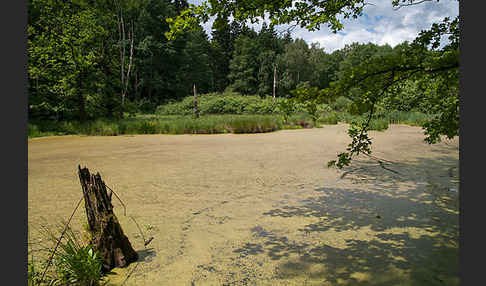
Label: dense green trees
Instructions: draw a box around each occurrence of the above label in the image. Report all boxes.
[31,0,402,122]
[29,0,459,168]
[209,14,244,92]
[28,0,214,118]
[28,0,114,120]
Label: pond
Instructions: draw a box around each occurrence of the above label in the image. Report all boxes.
[28,124,459,285]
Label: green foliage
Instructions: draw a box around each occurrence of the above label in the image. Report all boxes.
[156,97,194,116]
[28,0,216,122]
[160,116,228,134]
[138,120,158,134]
[286,113,315,129]
[277,98,296,123]
[328,121,373,168]
[55,241,103,285]
[229,115,282,133]
[368,118,389,131]
[276,39,312,93]
[88,120,120,136]
[29,114,289,137]
[156,92,278,115]
[209,14,236,92]
[290,82,330,124]
[243,98,278,114]
[29,0,459,170]
[228,35,262,95]
[319,112,339,125]
[164,0,459,169]
[166,0,367,38]
[28,0,114,121]
[330,96,353,112]
[30,221,104,286]
[28,258,43,286]
[423,100,458,144]
[327,26,458,167]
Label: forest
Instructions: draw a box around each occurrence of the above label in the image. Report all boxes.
[28,0,459,167]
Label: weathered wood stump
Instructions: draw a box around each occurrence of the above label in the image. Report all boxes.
[78,165,138,272]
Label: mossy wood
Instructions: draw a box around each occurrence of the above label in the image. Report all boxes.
[78,165,138,272]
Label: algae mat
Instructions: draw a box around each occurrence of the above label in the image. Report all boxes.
[28,124,459,285]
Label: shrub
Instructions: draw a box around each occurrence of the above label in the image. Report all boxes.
[331,96,353,111]
[122,100,139,117]
[243,98,278,114]
[28,124,41,138]
[156,92,278,116]
[290,83,326,124]
[136,98,157,114]
[317,104,332,113]
[277,98,296,123]
[156,97,194,115]
[319,112,339,125]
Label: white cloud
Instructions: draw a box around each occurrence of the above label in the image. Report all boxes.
[289,0,458,52]
[191,0,459,52]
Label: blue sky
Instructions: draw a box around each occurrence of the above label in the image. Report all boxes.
[189,0,459,52]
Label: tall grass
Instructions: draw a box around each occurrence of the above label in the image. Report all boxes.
[334,109,434,131]
[228,115,282,133]
[55,239,103,285]
[29,221,104,286]
[29,115,288,137]
[368,118,389,131]
[28,108,436,138]
[284,113,315,128]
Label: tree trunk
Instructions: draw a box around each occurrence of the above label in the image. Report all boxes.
[273,64,277,102]
[78,165,138,272]
[193,84,199,119]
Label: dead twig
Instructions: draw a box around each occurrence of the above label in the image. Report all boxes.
[104,184,153,247]
[129,215,147,247]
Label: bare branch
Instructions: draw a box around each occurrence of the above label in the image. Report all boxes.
[276,22,299,36]
[393,0,433,11]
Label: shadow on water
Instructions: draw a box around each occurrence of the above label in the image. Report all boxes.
[137,247,156,263]
[239,154,459,285]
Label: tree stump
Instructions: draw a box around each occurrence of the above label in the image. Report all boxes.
[78,165,138,272]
